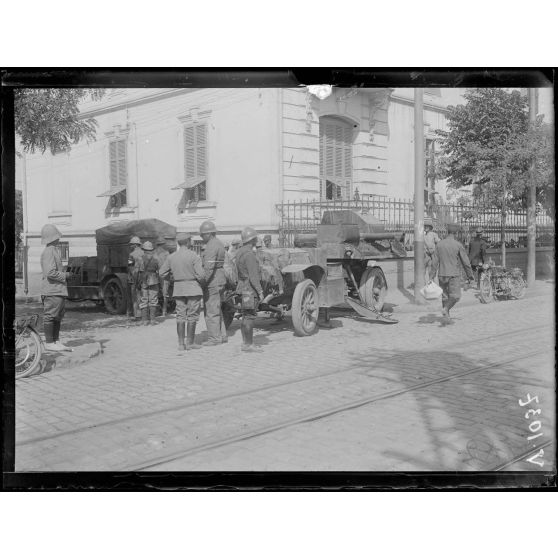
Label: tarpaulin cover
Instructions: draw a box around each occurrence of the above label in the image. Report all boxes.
[95,219,176,246]
[321,210,385,233]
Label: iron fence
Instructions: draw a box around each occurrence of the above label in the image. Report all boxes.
[276,196,555,249]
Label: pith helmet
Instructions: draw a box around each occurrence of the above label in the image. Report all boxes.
[142,241,154,251]
[241,226,258,244]
[447,223,460,233]
[129,236,141,245]
[41,224,61,245]
[199,220,217,235]
[476,227,484,234]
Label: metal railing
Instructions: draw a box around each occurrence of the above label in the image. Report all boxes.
[276,197,555,248]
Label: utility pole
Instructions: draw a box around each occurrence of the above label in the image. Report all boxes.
[526,88,538,287]
[22,150,29,295]
[414,88,426,302]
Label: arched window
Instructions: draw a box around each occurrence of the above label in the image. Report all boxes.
[319,116,353,200]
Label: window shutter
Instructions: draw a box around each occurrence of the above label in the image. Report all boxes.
[184,126,195,179]
[319,117,353,200]
[196,124,207,178]
[109,141,118,188]
[117,140,127,187]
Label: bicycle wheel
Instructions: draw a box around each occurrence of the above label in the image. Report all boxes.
[479,272,493,304]
[510,275,526,299]
[15,328,43,379]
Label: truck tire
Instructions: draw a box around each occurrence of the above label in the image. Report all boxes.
[359,267,387,312]
[103,277,128,314]
[292,279,319,336]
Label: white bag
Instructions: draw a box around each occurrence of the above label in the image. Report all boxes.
[420,281,443,300]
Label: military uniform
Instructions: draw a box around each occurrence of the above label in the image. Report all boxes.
[160,235,204,350]
[201,236,227,344]
[469,235,488,287]
[432,231,474,319]
[236,244,264,319]
[154,243,171,314]
[139,245,160,325]
[41,244,69,346]
[127,244,144,317]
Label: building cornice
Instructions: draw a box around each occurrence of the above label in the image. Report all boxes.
[389,93,451,114]
[78,88,200,119]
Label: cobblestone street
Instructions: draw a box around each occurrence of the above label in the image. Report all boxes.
[13,281,556,474]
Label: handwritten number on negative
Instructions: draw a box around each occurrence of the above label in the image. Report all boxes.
[518,394,539,407]
[525,408,542,419]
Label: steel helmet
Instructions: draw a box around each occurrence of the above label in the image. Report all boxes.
[231,237,241,246]
[199,220,217,235]
[142,241,154,251]
[241,226,258,244]
[129,236,141,245]
[41,224,62,245]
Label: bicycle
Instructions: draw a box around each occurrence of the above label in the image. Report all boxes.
[15,314,44,379]
[478,262,526,304]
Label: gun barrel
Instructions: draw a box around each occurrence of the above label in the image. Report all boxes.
[360,232,399,242]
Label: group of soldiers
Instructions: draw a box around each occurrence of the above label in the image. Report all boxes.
[423,218,489,323]
[126,221,271,353]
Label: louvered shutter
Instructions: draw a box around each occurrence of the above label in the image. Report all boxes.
[109,141,118,188]
[117,140,127,187]
[184,127,196,179]
[319,117,353,200]
[196,124,207,178]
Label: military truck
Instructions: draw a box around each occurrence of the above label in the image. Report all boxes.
[65,219,176,314]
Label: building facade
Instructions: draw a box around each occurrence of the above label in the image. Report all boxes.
[18,86,463,293]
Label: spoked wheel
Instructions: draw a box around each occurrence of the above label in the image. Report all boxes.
[103,277,127,314]
[292,279,319,336]
[479,272,493,304]
[15,329,43,379]
[510,276,526,299]
[359,267,387,312]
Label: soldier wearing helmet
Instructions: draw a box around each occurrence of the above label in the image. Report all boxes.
[468,227,488,289]
[431,223,475,323]
[159,232,205,351]
[236,226,265,352]
[423,217,440,283]
[40,224,72,352]
[199,220,228,346]
[154,237,171,317]
[138,241,160,325]
[263,234,273,249]
[127,235,144,320]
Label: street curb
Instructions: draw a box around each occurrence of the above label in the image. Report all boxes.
[43,341,103,371]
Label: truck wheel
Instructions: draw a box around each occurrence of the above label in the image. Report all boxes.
[359,267,387,312]
[103,277,128,314]
[292,279,319,336]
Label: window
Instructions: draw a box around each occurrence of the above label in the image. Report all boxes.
[178,123,207,211]
[98,139,128,207]
[319,117,353,200]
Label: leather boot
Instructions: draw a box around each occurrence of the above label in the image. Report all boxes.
[162,297,168,317]
[177,322,186,351]
[149,306,157,325]
[43,322,55,344]
[241,319,262,352]
[186,322,202,350]
[141,308,149,326]
[52,320,61,342]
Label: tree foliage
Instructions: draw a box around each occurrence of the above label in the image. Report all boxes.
[15,189,23,248]
[15,89,105,154]
[437,88,555,215]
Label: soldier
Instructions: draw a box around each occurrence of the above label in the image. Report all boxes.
[468,227,488,289]
[431,223,475,323]
[228,237,241,263]
[138,241,160,326]
[236,226,265,352]
[199,220,227,346]
[424,217,440,283]
[263,234,273,249]
[154,237,171,316]
[127,236,143,320]
[159,233,204,351]
[40,224,73,351]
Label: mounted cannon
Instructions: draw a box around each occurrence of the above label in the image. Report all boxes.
[222,209,406,336]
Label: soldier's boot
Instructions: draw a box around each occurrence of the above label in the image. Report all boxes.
[241,320,262,353]
[186,322,202,350]
[141,308,149,326]
[177,322,186,351]
[162,297,168,317]
[149,306,158,326]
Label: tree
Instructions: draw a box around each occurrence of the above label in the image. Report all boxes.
[437,88,554,266]
[15,189,23,249]
[14,88,105,154]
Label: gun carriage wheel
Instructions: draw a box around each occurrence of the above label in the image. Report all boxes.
[358,267,387,312]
